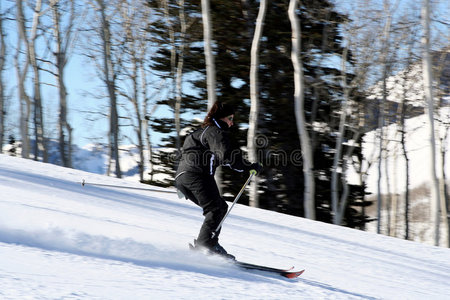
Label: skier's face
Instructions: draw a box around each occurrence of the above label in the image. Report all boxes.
[221,115,234,128]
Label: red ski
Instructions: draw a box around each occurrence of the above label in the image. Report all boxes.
[234,261,305,279]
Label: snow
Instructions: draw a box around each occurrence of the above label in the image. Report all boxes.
[1,154,449,299]
[350,107,450,244]
[367,64,427,107]
[359,106,450,196]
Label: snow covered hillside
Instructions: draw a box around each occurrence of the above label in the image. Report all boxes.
[360,106,450,195]
[1,154,449,299]
[356,106,450,245]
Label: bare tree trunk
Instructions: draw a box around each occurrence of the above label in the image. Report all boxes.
[331,45,351,225]
[97,0,121,178]
[132,50,144,182]
[422,0,441,246]
[15,0,31,159]
[17,0,46,161]
[377,2,392,233]
[399,76,411,240]
[201,0,222,189]
[201,0,216,110]
[331,40,364,226]
[51,0,74,168]
[376,76,385,234]
[0,7,5,152]
[384,139,392,236]
[439,128,449,247]
[247,0,267,208]
[401,112,410,240]
[397,20,418,241]
[391,142,399,237]
[117,1,143,181]
[435,51,450,248]
[143,115,152,181]
[338,2,382,229]
[175,0,186,153]
[392,92,405,237]
[144,101,157,182]
[134,59,145,182]
[288,0,315,219]
[142,64,157,181]
[28,0,47,162]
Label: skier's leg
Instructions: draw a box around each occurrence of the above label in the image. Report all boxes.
[179,174,229,248]
[196,200,228,247]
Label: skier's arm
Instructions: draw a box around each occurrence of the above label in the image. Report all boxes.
[207,128,251,173]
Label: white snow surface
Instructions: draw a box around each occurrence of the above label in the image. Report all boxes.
[1,154,449,300]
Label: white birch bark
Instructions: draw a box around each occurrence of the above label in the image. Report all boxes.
[201,0,216,110]
[377,2,392,233]
[247,0,267,208]
[175,0,186,152]
[288,0,315,219]
[421,0,441,246]
[201,0,221,189]
[15,0,31,159]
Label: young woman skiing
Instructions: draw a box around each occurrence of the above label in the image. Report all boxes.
[175,101,262,258]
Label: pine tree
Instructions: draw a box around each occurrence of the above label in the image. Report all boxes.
[146,0,371,227]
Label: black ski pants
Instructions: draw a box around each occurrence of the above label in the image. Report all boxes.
[175,172,228,248]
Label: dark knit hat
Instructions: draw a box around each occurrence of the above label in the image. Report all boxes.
[202,101,236,128]
[213,102,235,119]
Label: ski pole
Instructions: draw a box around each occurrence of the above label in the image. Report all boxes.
[80,179,177,194]
[212,172,255,238]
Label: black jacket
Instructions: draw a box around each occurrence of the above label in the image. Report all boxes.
[176,118,251,178]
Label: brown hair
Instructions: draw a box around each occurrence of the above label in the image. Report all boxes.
[202,101,235,128]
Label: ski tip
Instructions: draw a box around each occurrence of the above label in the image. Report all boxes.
[283,269,305,279]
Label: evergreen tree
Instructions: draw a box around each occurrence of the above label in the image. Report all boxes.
[146,0,371,227]
[258,0,370,226]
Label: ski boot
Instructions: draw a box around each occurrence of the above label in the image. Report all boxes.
[209,243,236,260]
[190,240,236,260]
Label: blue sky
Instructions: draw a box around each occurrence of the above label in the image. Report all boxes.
[2,0,187,148]
[63,54,174,147]
[2,0,448,149]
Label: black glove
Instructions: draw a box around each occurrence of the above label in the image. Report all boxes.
[249,162,263,175]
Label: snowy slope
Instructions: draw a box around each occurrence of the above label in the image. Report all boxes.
[1,154,449,299]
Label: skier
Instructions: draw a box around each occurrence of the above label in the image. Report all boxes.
[175,101,262,258]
